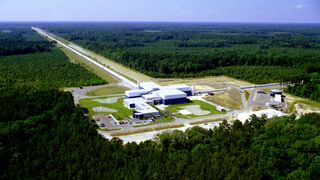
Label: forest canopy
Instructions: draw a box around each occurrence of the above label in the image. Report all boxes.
[42,23,320,101]
[44,23,320,83]
[0,24,319,179]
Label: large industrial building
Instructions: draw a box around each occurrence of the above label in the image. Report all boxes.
[124,98,160,119]
[124,81,193,119]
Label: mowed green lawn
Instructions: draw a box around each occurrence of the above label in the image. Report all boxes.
[86,86,128,96]
[79,96,133,120]
[166,100,224,119]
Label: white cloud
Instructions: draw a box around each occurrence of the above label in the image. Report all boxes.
[295,4,304,9]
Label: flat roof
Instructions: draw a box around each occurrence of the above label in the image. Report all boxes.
[156,88,187,99]
[135,103,159,114]
[271,89,283,93]
[124,98,159,114]
[125,89,150,97]
[142,93,161,100]
[139,82,162,90]
[158,88,186,96]
[165,84,191,89]
[124,97,145,104]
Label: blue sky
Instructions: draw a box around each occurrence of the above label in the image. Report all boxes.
[0,0,319,23]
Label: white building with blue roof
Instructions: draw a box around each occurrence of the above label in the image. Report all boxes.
[124,81,194,118]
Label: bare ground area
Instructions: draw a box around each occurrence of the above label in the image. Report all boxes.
[65,42,153,83]
[55,33,255,90]
[156,76,253,87]
[227,87,242,102]
[205,92,243,110]
[285,93,320,115]
[66,84,126,104]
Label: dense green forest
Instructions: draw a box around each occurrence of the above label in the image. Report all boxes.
[42,23,320,102]
[0,49,106,88]
[44,23,320,83]
[0,24,319,179]
[2,93,320,179]
[0,26,106,88]
[0,27,52,56]
[287,71,320,102]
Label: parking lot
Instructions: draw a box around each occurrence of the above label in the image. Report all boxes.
[93,114,121,130]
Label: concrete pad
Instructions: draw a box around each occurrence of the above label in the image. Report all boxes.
[93,97,120,104]
[92,106,118,113]
[178,109,192,115]
[184,105,210,116]
[237,109,286,123]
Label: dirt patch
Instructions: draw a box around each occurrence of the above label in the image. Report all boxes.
[157,76,253,87]
[227,87,242,102]
[205,92,243,110]
[295,104,320,116]
[207,83,228,89]
[193,85,213,91]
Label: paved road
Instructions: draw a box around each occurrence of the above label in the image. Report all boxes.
[240,83,286,90]
[32,27,291,143]
[100,121,223,144]
[68,84,125,105]
[245,89,257,111]
[31,27,137,89]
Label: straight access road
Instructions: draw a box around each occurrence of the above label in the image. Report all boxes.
[31,27,138,89]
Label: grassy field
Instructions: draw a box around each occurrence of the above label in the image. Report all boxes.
[205,93,243,110]
[227,87,242,102]
[151,105,175,123]
[111,124,184,137]
[79,96,132,120]
[166,100,223,119]
[189,118,225,125]
[91,50,153,82]
[59,45,118,84]
[86,85,128,96]
[244,90,250,100]
[157,116,175,123]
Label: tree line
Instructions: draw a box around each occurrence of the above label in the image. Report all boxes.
[0,48,106,88]
[44,23,320,83]
[0,28,53,56]
[0,24,319,179]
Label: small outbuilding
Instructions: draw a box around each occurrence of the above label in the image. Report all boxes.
[270,89,283,97]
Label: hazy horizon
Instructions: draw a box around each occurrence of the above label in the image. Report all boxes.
[1,0,319,23]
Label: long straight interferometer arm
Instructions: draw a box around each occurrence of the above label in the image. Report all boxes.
[31,27,138,89]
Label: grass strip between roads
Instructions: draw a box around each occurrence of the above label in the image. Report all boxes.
[190,118,225,125]
[86,86,128,96]
[111,124,184,136]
